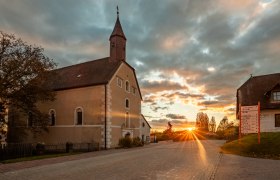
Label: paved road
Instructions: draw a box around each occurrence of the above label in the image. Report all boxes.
[1,140,280,180]
[0,140,223,180]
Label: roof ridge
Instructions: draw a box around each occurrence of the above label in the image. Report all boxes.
[252,72,280,78]
[55,57,109,71]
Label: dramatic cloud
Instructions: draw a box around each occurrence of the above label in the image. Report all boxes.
[1,0,280,130]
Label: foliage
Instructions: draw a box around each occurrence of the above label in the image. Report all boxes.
[216,116,238,140]
[132,137,144,147]
[118,137,132,148]
[195,112,209,132]
[208,116,216,132]
[0,31,56,142]
[221,132,280,159]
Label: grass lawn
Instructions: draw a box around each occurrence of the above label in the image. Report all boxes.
[221,132,280,159]
[1,152,81,164]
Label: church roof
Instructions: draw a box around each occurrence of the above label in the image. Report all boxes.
[110,16,126,40]
[52,57,121,90]
[237,73,280,112]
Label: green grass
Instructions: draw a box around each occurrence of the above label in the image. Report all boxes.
[1,152,81,164]
[221,132,280,159]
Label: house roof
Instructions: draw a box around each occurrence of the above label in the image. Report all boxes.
[141,114,151,128]
[110,16,126,40]
[52,57,121,91]
[237,73,280,111]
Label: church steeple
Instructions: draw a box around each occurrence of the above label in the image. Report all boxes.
[109,6,126,62]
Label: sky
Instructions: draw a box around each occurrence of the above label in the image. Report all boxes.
[1,0,280,131]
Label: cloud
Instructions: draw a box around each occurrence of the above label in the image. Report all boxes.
[1,0,280,124]
[166,114,186,120]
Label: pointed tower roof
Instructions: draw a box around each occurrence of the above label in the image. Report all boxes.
[110,6,126,40]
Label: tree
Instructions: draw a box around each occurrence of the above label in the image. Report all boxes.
[216,116,229,132]
[208,116,216,132]
[195,112,209,132]
[0,31,56,142]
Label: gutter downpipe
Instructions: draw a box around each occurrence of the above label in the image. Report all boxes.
[104,84,107,150]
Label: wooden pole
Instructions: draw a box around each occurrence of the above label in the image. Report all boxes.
[258,101,261,144]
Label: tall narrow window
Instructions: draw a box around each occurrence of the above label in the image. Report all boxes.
[275,114,280,127]
[125,112,129,128]
[49,109,56,126]
[125,99,129,108]
[125,81,130,92]
[117,77,123,87]
[76,108,83,125]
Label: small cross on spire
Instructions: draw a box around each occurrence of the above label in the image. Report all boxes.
[117,6,119,17]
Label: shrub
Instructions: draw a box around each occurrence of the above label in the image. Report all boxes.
[132,137,144,147]
[35,142,45,155]
[118,137,132,148]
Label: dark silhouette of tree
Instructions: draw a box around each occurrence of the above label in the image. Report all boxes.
[0,31,56,142]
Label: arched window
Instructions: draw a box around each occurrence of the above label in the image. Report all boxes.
[125,98,129,108]
[125,81,130,92]
[49,109,56,126]
[75,107,83,125]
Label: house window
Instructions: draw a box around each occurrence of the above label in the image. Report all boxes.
[49,109,56,126]
[132,87,136,95]
[117,77,123,87]
[125,112,129,128]
[272,91,280,102]
[142,122,145,127]
[275,114,280,127]
[125,81,130,92]
[125,99,129,108]
[75,108,83,125]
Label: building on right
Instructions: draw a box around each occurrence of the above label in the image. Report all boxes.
[140,114,151,144]
[236,73,280,132]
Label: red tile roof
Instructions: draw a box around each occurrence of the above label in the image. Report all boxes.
[52,57,121,91]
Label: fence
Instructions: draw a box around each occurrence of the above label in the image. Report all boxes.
[0,142,99,161]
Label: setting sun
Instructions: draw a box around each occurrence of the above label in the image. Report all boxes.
[186,127,195,132]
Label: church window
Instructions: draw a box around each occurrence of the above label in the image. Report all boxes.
[117,77,123,87]
[272,91,280,102]
[49,109,56,126]
[142,122,145,127]
[111,42,115,48]
[132,87,136,95]
[75,107,83,125]
[125,81,130,92]
[125,98,129,108]
[275,114,280,127]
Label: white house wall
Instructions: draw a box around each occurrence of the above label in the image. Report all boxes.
[260,109,280,132]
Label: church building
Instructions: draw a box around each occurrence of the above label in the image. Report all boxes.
[24,10,143,149]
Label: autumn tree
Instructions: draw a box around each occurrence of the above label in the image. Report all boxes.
[195,112,209,132]
[0,31,56,142]
[208,116,216,132]
[216,116,229,132]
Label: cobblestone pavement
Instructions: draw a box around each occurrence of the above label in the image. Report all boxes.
[5,140,280,180]
[215,154,280,180]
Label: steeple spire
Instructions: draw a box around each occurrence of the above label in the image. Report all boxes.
[109,6,127,62]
